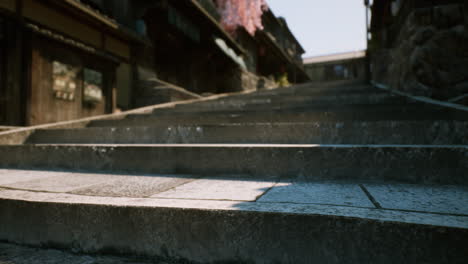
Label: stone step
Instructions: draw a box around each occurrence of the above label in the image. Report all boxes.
[0,242,158,264]
[221,84,385,98]
[157,93,410,112]
[0,144,466,185]
[2,78,467,263]
[90,105,468,127]
[255,80,372,95]
[0,171,466,263]
[151,102,430,115]
[238,86,388,98]
[229,88,387,100]
[26,121,468,145]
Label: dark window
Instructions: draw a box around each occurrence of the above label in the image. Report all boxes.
[83,68,103,105]
[0,17,5,123]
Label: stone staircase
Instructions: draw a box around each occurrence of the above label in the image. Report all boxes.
[0,80,467,263]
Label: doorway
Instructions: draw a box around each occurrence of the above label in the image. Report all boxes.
[0,16,5,124]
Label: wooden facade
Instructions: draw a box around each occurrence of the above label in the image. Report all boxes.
[27,33,116,125]
[0,0,137,126]
[143,1,242,95]
[0,0,310,125]
[255,10,309,84]
[90,0,308,97]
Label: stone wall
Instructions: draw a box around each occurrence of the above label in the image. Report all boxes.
[372,3,468,100]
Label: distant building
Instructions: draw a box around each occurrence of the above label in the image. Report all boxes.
[255,10,309,84]
[303,51,366,82]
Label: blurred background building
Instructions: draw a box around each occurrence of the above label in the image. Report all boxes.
[0,0,308,126]
[303,50,366,82]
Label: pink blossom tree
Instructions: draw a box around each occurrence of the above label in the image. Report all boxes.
[215,0,268,36]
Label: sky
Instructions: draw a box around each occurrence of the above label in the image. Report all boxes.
[266,0,367,58]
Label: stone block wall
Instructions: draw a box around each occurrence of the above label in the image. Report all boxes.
[372,3,468,100]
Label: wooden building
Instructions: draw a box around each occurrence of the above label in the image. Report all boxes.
[143,0,247,94]
[228,10,310,88]
[1,0,310,126]
[91,0,309,100]
[256,10,309,84]
[84,0,250,104]
[0,0,141,126]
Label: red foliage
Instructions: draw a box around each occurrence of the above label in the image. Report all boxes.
[215,0,268,36]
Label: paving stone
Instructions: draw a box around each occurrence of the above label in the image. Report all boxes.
[0,188,63,202]
[71,175,197,198]
[152,178,276,201]
[257,181,375,208]
[1,172,117,193]
[364,183,468,215]
[0,169,62,185]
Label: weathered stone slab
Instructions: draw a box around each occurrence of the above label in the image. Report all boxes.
[0,188,63,202]
[152,178,277,201]
[0,144,466,185]
[71,175,196,198]
[1,173,116,193]
[258,181,375,208]
[1,188,468,228]
[0,169,62,185]
[364,183,468,215]
[0,191,467,264]
[171,93,402,112]
[243,85,380,97]
[26,121,468,145]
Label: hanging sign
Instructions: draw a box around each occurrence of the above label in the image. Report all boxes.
[52,61,78,101]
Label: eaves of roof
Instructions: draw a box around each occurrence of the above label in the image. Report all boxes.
[53,0,151,45]
[189,0,246,55]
